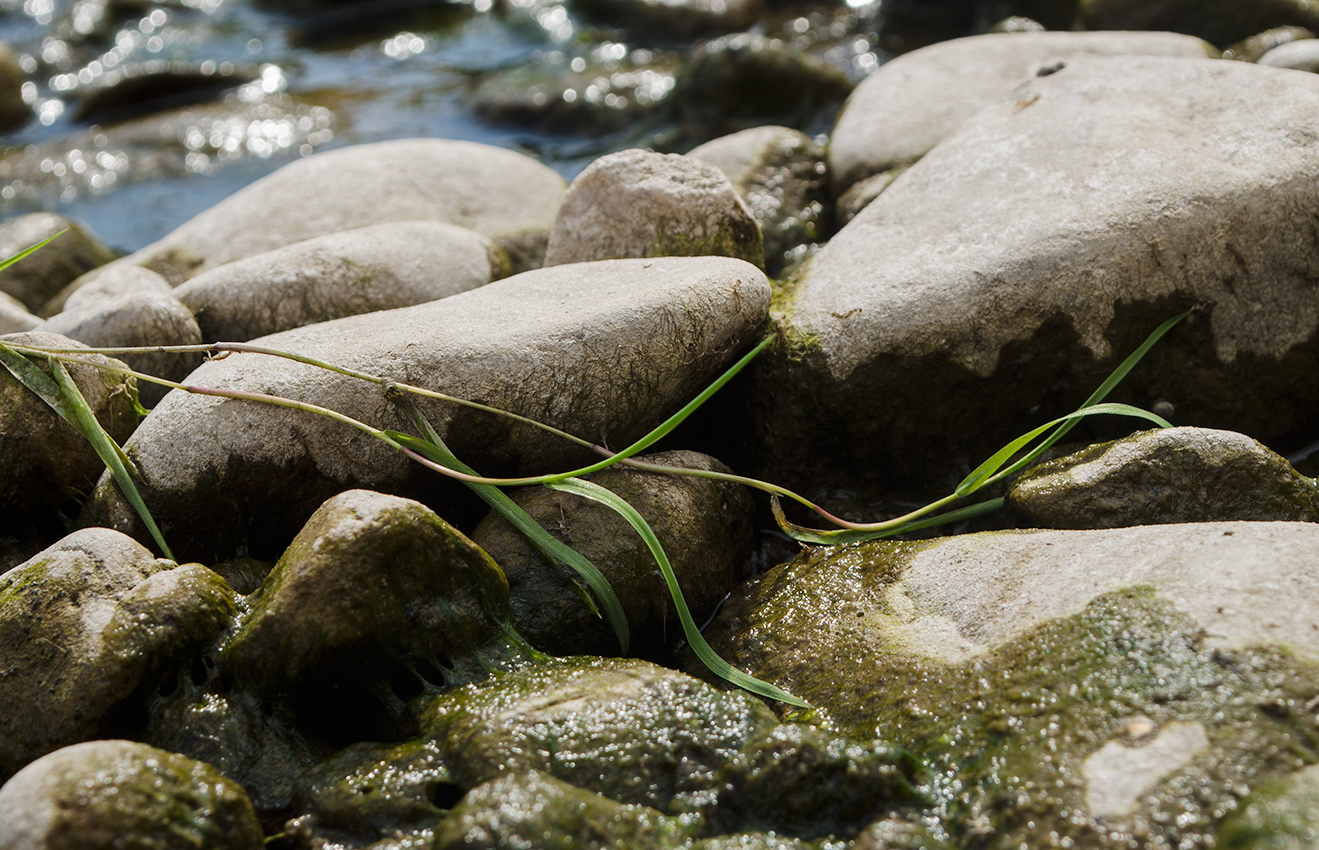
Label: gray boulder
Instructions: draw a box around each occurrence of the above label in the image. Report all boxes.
[0,44,28,134]
[0,332,139,531]
[0,528,237,777]
[757,56,1319,499]
[113,138,566,283]
[1008,427,1319,527]
[0,214,118,313]
[544,149,763,269]
[221,489,511,695]
[1080,0,1319,47]
[703,521,1319,848]
[0,740,262,849]
[42,291,204,407]
[828,31,1216,196]
[1223,25,1315,61]
[471,450,754,657]
[174,220,508,342]
[688,126,830,275]
[80,256,769,561]
[45,264,172,317]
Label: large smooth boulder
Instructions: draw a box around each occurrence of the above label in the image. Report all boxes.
[174,220,508,342]
[702,521,1319,848]
[471,450,754,657]
[828,31,1216,196]
[0,332,139,532]
[1008,427,1319,527]
[81,256,769,561]
[0,293,40,335]
[114,138,567,283]
[0,740,262,849]
[0,529,236,777]
[756,57,1319,499]
[544,149,763,270]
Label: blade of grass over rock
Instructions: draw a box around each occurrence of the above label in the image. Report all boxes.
[0,344,175,560]
[0,230,64,274]
[773,496,1006,544]
[385,394,630,653]
[546,476,810,708]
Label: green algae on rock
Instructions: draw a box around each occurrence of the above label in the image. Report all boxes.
[0,740,263,849]
[700,522,1319,848]
[0,528,237,779]
[471,450,754,658]
[1008,427,1319,528]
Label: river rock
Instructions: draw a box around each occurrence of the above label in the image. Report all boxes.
[71,60,261,125]
[756,56,1319,500]
[0,332,139,533]
[174,220,507,342]
[0,740,262,849]
[1008,427,1319,527]
[0,214,118,313]
[1223,25,1315,61]
[1258,37,1319,69]
[674,35,853,142]
[221,489,510,696]
[828,31,1216,196]
[570,0,761,40]
[688,126,829,275]
[0,293,40,335]
[1080,0,1319,47]
[55,264,173,315]
[544,150,763,269]
[0,528,237,777]
[471,450,754,658]
[113,138,566,283]
[0,44,28,134]
[42,291,204,406]
[701,521,1319,848]
[80,256,767,561]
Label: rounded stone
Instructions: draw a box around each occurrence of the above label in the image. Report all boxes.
[0,214,118,314]
[544,149,763,269]
[0,740,262,849]
[1258,38,1319,70]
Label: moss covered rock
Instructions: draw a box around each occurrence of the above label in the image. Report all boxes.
[544,149,764,270]
[702,521,1319,847]
[0,740,262,849]
[471,450,754,658]
[1008,427,1319,527]
[222,489,511,694]
[0,528,237,778]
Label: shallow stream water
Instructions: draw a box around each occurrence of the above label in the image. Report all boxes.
[0,0,991,253]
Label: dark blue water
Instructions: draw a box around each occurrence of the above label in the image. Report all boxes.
[0,0,946,253]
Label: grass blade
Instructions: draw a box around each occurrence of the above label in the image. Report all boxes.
[547,476,809,708]
[0,230,64,275]
[47,359,174,560]
[774,496,1006,545]
[383,398,630,653]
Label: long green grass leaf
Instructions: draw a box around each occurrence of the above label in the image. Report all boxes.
[48,359,174,560]
[0,230,64,274]
[774,496,1006,544]
[547,476,809,708]
[382,399,630,653]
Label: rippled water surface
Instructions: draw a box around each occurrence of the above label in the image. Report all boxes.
[0,0,975,252]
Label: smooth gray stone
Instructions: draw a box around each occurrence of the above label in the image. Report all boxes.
[1008,427,1319,527]
[81,256,769,561]
[1258,38,1319,70]
[48,264,172,317]
[0,213,118,313]
[758,56,1319,496]
[174,220,507,342]
[0,292,40,335]
[0,740,262,849]
[828,30,1216,195]
[544,149,764,270]
[115,138,566,283]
